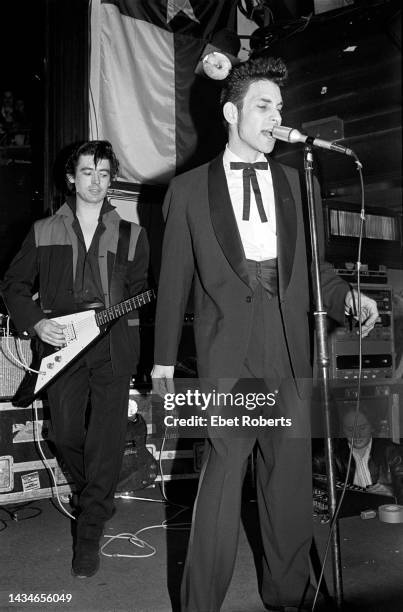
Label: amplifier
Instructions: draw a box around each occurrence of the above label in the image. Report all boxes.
[328,285,395,380]
[0,336,33,400]
[335,268,388,285]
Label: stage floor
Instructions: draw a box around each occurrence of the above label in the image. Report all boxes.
[1,481,402,612]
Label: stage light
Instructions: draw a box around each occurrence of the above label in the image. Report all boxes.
[201,52,232,80]
[194,28,241,80]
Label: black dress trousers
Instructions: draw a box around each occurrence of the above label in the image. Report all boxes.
[47,334,131,534]
[181,260,313,611]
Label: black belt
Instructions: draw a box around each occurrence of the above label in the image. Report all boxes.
[43,302,105,316]
[75,302,105,311]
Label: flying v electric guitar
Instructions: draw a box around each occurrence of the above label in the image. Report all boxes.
[34,289,155,394]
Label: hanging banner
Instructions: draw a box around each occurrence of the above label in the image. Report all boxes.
[90,0,236,184]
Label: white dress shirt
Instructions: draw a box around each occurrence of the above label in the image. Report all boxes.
[223,145,277,261]
[351,439,373,488]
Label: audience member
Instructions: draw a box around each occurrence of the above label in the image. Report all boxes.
[314,408,403,502]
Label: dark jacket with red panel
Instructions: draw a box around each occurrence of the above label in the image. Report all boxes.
[2,200,149,375]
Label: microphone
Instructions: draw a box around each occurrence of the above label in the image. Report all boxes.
[270,125,355,157]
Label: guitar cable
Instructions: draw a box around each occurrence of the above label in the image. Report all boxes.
[2,315,43,375]
[312,154,369,611]
[2,317,190,536]
[32,401,76,521]
[2,315,75,519]
[100,417,192,560]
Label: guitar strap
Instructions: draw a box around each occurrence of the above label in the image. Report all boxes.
[110,220,131,306]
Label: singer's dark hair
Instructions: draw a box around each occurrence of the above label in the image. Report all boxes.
[65,140,119,191]
[220,56,288,113]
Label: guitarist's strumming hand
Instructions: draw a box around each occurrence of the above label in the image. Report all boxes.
[34,318,67,347]
[151,364,175,398]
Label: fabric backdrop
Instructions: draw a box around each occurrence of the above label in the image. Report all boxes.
[90,0,237,185]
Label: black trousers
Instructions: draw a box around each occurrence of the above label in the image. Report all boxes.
[47,335,131,535]
[181,261,313,611]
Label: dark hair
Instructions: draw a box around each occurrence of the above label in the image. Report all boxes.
[65,140,119,188]
[340,408,373,434]
[220,56,288,113]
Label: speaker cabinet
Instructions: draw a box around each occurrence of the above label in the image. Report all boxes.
[0,337,33,400]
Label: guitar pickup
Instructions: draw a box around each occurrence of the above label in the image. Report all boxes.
[64,324,77,342]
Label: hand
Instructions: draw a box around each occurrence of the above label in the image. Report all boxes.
[344,290,379,338]
[151,364,175,398]
[34,318,66,347]
[366,482,393,497]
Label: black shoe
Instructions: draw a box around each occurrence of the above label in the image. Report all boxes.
[71,540,100,578]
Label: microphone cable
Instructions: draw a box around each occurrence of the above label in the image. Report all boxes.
[312,153,368,611]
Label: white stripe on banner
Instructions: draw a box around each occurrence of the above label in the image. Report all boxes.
[91,3,176,184]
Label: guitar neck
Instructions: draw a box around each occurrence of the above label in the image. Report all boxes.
[95,289,155,326]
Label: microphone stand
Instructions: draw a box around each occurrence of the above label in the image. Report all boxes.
[303,143,343,608]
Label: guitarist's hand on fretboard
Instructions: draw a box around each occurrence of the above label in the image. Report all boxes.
[34,318,66,347]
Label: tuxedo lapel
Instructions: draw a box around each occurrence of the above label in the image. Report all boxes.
[268,158,297,300]
[208,153,297,295]
[208,153,250,288]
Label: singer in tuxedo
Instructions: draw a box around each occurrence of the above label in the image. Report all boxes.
[152,57,378,611]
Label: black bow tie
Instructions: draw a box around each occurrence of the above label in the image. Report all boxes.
[229,161,269,222]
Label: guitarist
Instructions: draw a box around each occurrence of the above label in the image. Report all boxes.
[2,140,149,578]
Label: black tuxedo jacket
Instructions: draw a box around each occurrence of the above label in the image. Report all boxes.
[154,153,348,397]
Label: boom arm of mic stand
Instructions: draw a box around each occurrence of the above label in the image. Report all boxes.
[303,144,344,608]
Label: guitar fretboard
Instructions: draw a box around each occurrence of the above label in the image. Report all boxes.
[95,289,155,326]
